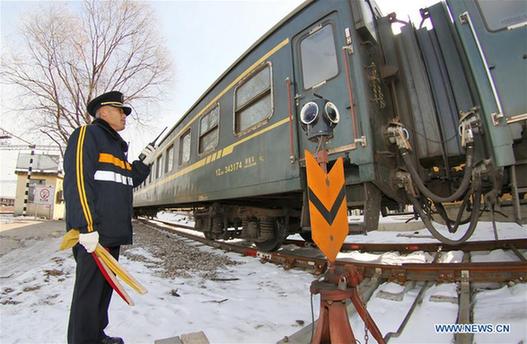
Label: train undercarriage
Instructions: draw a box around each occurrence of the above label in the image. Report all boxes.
[193,204,300,252]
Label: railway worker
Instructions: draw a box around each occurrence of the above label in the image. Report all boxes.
[63,91,155,344]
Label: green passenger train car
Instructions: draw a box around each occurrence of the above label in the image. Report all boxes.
[134,0,526,251]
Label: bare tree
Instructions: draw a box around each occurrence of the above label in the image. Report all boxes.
[1,0,172,155]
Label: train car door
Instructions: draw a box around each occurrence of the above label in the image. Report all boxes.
[291,10,353,159]
[447,0,527,167]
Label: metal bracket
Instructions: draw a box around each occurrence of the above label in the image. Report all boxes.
[343,45,354,55]
[491,112,504,126]
[354,135,367,147]
[345,27,352,46]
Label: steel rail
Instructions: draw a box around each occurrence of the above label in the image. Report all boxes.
[149,218,527,253]
[284,238,527,253]
[138,218,527,283]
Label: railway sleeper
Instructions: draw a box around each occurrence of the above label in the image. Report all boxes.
[194,203,300,252]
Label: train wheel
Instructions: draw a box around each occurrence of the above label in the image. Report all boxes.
[255,218,287,252]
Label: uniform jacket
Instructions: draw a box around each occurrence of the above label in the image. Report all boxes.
[63,118,150,246]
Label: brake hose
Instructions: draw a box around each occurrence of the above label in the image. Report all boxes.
[401,144,475,203]
[410,185,481,245]
[433,194,472,233]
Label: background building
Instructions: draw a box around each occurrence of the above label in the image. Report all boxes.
[14,153,64,220]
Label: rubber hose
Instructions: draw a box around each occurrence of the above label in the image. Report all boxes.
[410,187,481,245]
[402,145,474,203]
[434,194,472,233]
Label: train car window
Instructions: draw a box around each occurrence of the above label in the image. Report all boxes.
[165,144,174,172]
[199,105,219,154]
[476,0,527,31]
[234,64,273,133]
[300,24,338,89]
[179,130,191,165]
[155,155,163,179]
[148,162,154,183]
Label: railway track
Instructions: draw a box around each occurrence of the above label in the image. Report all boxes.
[137,217,527,343]
[287,238,527,255]
[138,217,527,284]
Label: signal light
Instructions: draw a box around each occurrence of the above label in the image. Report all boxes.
[324,102,340,124]
[300,102,319,125]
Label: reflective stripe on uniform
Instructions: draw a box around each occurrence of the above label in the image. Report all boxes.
[94,170,133,186]
[98,153,132,171]
[76,126,95,232]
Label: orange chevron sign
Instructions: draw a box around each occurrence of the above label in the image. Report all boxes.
[305,150,348,262]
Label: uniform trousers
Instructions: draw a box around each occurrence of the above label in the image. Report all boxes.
[68,245,120,344]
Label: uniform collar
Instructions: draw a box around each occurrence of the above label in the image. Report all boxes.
[92,118,129,152]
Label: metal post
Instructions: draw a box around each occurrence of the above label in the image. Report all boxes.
[310,265,385,344]
[308,144,385,344]
[22,144,36,217]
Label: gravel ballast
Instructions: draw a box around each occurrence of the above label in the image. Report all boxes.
[122,221,239,279]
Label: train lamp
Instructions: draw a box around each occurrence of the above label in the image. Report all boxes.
[300,97,340,172]
[299,97,340,142]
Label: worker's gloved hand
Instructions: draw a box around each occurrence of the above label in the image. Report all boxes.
[78,231,99,253]
[139,144,155,165]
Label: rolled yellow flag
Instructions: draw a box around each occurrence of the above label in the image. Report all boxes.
[59,229,81,250]
[60,229,148,295]
[95,244,147,295]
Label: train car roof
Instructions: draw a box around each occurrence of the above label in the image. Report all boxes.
[160,0,314,145]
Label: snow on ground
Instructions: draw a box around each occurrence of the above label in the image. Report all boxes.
[473,283,527,343]
[1,214,526,344]
[337,250,435,264]
[351,282,459,343]
[355,213,524,242]
[346,219,525,244]
[0,224,316,343]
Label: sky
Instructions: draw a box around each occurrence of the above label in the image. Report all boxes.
[0,0,437,197]
[1,213,526,343]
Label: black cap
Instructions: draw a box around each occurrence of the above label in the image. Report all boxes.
[87,91,132,117]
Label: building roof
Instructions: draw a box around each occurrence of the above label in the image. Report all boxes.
[15,153,61,174]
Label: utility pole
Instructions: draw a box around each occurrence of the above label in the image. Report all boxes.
[22,144,36,216]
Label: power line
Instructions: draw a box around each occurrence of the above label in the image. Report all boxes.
[0,127,61,151]
[0,127,33,146]
[0,144,60,151]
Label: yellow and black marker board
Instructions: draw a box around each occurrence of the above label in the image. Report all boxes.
[305,150,348,262]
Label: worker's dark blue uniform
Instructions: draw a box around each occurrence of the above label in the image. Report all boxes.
[64,117,149,344]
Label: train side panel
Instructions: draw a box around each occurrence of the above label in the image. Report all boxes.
[446,0,526,167]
